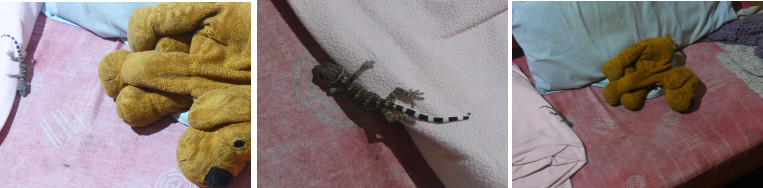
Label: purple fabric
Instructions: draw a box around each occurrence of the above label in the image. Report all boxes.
[701,13,763,57]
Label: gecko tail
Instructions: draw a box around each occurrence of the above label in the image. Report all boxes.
[394,104,470,123]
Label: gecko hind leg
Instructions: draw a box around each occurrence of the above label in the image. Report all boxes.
[383,109,415,123]
[387,87,425,107]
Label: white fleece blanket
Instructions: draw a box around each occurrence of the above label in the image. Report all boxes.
[512,63,586,188]
[0,3,43,128]
[287,1,508,187]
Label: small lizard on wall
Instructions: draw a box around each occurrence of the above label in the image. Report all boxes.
[2,34,30,97]
[312,61,470,123]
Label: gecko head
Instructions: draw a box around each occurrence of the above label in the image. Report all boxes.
[311,63,345,87]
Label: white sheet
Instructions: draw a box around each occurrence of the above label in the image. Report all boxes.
[512,63,587,188]
[0,3,43,129]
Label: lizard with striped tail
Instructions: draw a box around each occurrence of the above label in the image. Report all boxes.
[312,60,471,123]
[2,34,30,97]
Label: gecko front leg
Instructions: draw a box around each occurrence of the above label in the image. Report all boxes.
[349,60,375,82]
[540,106,573,127]
[387,87,425,107]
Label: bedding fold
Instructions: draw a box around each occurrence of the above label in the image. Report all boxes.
[512,63,587,188]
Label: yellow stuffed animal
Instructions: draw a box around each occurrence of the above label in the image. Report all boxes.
[97,2,251,187]
[98,2,251,127]
[601,34,699,112]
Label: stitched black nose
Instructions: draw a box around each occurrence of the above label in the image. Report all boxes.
[204,167,233,187]
[689,98,695,109]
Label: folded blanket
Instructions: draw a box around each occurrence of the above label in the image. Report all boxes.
[0,2,43,128]
[701,10,763,57]
[287,1,508,187]
[512,63,586,188]
[715,43,763,98]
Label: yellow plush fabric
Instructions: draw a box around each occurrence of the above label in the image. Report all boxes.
[98,2,250,127]
[97,2,251,187]
[602,34,699,112]
[619,67,651,110]
[178,85,251,187]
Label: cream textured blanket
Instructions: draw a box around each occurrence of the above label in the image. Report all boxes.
[715,42,763,98]
[287,1,508,187]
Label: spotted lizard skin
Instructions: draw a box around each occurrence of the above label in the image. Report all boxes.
[312,61,470,123]
[2,34,29,97]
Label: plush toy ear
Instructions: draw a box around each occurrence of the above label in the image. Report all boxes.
[664,34,673,44]
[662,67,695,90]
[188,85,251,130]
[99,50,131,98]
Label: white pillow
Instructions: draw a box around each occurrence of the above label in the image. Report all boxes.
[512,1,737,94]
[42,3,159,40]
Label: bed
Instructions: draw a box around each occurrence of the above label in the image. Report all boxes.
[0,3,251,187]
[512,2,763,187]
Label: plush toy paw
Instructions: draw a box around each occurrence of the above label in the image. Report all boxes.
[99,43,196,127]
[620,89,649,110]
[177,85,250,187]
[99,50,131,98]
[603,80,624,106]
[99,32,193,99]
[115,86,192,127]
[618,67,653,110]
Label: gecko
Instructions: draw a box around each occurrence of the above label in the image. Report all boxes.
[2,34,30,97]
[312,61,470,123]
[540,106,573,127]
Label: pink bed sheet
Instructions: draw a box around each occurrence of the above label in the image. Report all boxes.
[0,14,251,187]
[513,41,763,187]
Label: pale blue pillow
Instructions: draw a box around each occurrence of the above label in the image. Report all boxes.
[42,2,159,42]
[512,1,736,94]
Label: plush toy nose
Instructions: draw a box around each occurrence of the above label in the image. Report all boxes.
[204,167,233,187]
[688,98,695,110]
